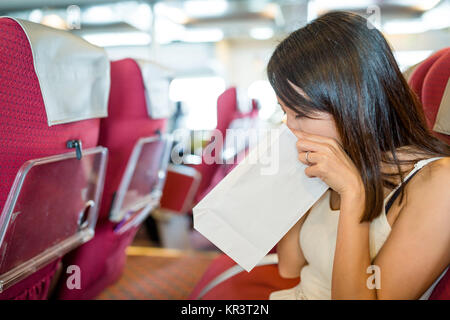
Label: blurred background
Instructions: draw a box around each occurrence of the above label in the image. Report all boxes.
[1,0,449,300]
[3,0,449,132]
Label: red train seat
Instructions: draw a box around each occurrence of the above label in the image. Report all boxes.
[56,58,173,299]
[0,17,109,299]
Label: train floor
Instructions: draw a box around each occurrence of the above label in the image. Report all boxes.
[97,211,220,300]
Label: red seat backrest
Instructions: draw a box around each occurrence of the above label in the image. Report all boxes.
[409,47,450,144]
[97,58,167,222]
[409,48,449,103]
[216,87,239,137]
[0,17,102,299]
[0,18,101,210]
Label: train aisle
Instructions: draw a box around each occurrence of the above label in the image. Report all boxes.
[97,246,218,300]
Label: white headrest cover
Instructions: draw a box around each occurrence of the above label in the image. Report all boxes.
[135,59,173,119]
[8,17,109,126]
[433,78,450,135]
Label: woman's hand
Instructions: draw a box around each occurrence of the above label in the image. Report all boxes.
[293,130,364,200]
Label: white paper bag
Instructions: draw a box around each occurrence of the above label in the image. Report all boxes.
[193,124,329,272]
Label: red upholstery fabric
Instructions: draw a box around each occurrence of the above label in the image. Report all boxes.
[0,260,60,300]
[409,48,450,143]
[216,87,239,137]
[0,18,100,300]
[421,49,450,144]
[409,48,448,102]
[429,268,450,300]
[57,222,138,300]
[189,255,299,300]
[160,169,197,213]
[56,58,167,299]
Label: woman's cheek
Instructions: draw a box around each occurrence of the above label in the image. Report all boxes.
[286,116,302,131]
[300,119,337,139]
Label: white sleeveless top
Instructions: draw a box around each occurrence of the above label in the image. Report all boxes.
[269,157,448,300]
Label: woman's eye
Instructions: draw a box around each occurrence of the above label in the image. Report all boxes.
[295,115,302,119]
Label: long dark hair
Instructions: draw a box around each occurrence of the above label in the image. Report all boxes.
[267,11,450,222]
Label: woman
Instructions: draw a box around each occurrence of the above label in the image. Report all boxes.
[267,11,450,299]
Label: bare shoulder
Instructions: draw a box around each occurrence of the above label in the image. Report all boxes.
[404,156,450,217]
[374,157,450,299]
[410,157,450,190]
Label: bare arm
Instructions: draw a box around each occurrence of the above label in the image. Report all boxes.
[332,159,450,299]
[332,191,375,299]
[290,129,450,299]
[276,210,310,279]
[372,161,450,299]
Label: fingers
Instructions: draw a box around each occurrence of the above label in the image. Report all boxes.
[298,151,319,166]
[296,137,329,154]
[294,130,328,153]
[293,129,342,151]
[304,163,322,179]
[292,129,334,144]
